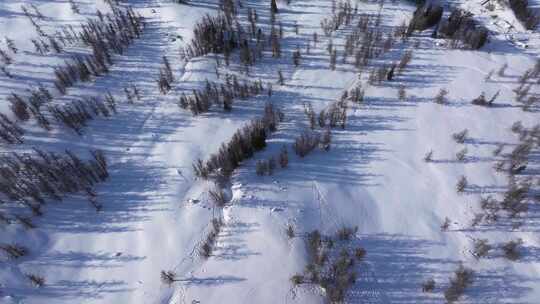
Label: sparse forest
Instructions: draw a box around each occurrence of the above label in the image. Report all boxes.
[1,0,540,303]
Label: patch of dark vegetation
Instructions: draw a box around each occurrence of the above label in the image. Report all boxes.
[0,149,109,216]
[178,76,264,115]
[407,3,443,33]
[200,218,223,258]
[193,103,283,179]
[291,228,366,303]
[53,6,145,94]
[49,93,118,135]
[444,264,474,303]
[438,9,488,49]
[508,0,540,30]
[0,243,28,259]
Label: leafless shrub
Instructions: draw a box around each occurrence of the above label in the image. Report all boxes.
[470,213,484,227]
[49,95,116,134]
[444,264,474,303]
[53,7,144,94]
[293,228,361,303]
[498,63,508,77]
[441,217,451,231]
[424,150,433,162]
[16,216,36,229]
[398,50,413,74]
[294,131,320,157]
[0,113,25,144]
[200,218,223,258]
[336,226,357,241]
[354,247,366,261]
[502,239,523,261]
[0,49,13,65]
[5,37,18,54]
[422,278,436,292]
[456,148,468,161]
[407,3,443,33]
[472,91,499,106]
[26,273,45,287]
[472,239,491,259]
[501,179,530,217]
[0,244,28,259]
[8,93,30,121]
[320,128,331,151]
[452,129,468,144]
[0,149,108,215]
[493,144,505,156]
[279,145,288,168]
[398,85,406,101]
[178,77,264,115]
[158,58,173,94]
[456,175,468,193]
[435,88,449,104]
[160,270,177,285]
[484,69,494,81]
[180,13,245,60]
[1,65,13,78]
[69,0,80,14]
[509,0,540,30]
[286,224,295,239]
[438,9,488,49]
[209,186,227,207]
[193,103,282,178]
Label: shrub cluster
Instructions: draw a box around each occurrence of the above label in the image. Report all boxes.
[0,149,108,215]
[444,264,474,303]
[200,218,223,258]
[321,0,357,36]
[178,76,264,115]
[509,0,540,30]
[8,87,53,130]
[193,103,283,178]
[0,243,28,259]
[158,56,175,94]
[53,7,145,94]
[49,93,118,134]
[407,3,443,33]
[180,14,238,59]
[438,9,488,49]
[291,228,365,303]
[0,113,24,144]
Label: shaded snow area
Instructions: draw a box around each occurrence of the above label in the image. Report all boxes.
[0,0,540,303]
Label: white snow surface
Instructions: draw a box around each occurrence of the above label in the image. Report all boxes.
[0,0,539,303]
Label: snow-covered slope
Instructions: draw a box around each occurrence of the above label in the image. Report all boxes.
[0,0,539,303]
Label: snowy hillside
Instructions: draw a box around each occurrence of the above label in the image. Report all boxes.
[0,0,539,303]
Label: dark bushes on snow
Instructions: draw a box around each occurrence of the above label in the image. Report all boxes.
[53,7,145,94]
[0,149,109,215]
[509,0,540,30]
[180,14,238,59]
[193,103,283,179]
[291,228,365,303]
[200,218,223,258]
[438,9,488,49]
[444,264,474,303]
[407,3,443,33]
[178,76,264,115]
[49,93,117,135]
[502,239,523,261]
[26,273,45,287]
[294,131,320,157]
[0,243,28,259]
[160,270,178,285]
